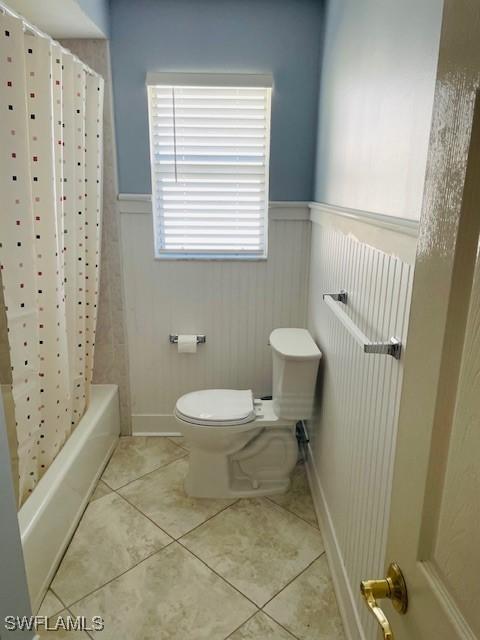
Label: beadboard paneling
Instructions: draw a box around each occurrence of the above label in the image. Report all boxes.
[119,201,311,433]
[306,218,414,639]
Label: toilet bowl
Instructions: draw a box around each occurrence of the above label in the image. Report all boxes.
[175,328,322,498]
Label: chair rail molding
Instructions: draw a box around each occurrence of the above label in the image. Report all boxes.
[117,194,421,262]
[309,202,419,265]
[117,194,310,221]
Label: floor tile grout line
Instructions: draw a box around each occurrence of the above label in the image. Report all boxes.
[176,498,326,611]
[45,536,325,639]
[49,586,70,614]
[166,436,189,454]
[260,550,326,611]
[46,454,180,614]
[65,606,95,640]
[265,495,320,531]
[56,539,260,630]
[258,494,320,533]
[221,610,300,640]
[48,494,98,599]
[68,492,323,612]
[47,510,320,636]
[174,495,314,547]
[115,483,240,541]
[46,449,237,614]
[174,498,241,541]
[60,539,309,640]
[112,489,177,541]
[41,607,65,620]
[261,549,323,608]
[177,537,326,624]
[102,448,188,491]
[175,497,273,544]
[176,539,263,610]
[222,610,259,640]
[261,609,301,640]
[53,489,175,608]
[58,543,332,640]
[61,541,177,611]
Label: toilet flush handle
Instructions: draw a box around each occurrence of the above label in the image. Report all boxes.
[253,398,263,418]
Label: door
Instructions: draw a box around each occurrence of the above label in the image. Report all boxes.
[361,0,480,638]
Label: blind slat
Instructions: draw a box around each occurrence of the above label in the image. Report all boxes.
[160,213,264,221]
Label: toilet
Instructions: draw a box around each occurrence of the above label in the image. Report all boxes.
[175,328,322,498]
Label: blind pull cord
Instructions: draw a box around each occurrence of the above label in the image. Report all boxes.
[172,87,178,184]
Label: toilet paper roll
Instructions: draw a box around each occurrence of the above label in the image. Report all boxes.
[177,335,197,354]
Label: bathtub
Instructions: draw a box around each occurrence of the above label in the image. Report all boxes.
[2,384,120,612]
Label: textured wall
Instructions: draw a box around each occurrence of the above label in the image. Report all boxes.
[314,0,443,219]
[109,0,323,200]
[119,202,311,433]
[62,39,131,434]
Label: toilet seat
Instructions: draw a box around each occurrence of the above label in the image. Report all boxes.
[175,389,256,427]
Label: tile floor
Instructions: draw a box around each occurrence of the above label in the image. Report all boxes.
[38,437,344,640]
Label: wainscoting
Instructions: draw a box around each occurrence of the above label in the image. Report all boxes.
[306,202,417,640]
[118,193,418,640]
[118,196,311,433]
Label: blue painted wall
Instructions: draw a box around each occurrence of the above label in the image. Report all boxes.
[313,0,443,219]
[76,0,110,37]
[110,0,323,200]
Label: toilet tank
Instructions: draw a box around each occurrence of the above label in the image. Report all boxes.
[270,328,322,421]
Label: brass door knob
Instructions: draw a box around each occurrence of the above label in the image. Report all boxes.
[360,562,408,640]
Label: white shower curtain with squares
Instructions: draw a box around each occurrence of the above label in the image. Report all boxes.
[0,11,104,506]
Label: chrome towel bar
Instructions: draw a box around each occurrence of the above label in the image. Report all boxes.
[322,292,402,359]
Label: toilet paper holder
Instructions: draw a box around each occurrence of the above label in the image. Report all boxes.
[169,334,206,345]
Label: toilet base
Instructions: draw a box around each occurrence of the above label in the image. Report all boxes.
[183,425,298,499]
[185,476,291,499]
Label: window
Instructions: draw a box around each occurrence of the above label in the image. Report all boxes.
[146,73,272,259]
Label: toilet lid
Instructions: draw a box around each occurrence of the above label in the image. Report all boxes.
[175,389,255,426]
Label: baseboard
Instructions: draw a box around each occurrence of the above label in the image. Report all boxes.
[304,442,366,640]
[132,413,181,436]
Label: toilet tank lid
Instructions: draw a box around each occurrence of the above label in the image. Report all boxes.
[269,328,322,361]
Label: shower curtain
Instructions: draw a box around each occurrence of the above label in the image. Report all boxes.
[0,10,104,506]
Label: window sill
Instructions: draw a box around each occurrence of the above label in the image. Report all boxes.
[154,253,268,262]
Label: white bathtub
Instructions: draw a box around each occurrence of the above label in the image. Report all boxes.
[3,385,120,612]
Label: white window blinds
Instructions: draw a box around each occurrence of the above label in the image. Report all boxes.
[147,75,272,259]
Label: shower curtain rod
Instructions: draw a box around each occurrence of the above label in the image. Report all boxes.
[0,0,102,79]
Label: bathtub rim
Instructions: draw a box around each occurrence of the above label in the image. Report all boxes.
[15,384,120,612]
[18,384,117,536]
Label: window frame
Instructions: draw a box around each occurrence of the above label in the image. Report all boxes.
[146,72,272,261]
